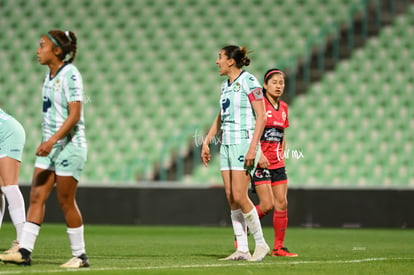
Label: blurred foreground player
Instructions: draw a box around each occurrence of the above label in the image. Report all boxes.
[0,108,26,253]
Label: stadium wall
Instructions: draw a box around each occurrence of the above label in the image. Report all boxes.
[6,185,414,228]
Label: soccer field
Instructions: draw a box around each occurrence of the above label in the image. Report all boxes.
[0,223,413,274]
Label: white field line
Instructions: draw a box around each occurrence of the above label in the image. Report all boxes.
[0,257,413,274]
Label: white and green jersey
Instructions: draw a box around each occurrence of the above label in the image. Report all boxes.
[41,63,86,148]
[0,108,11,124]
[219,70,263,145]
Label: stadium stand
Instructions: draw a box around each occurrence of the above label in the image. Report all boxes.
[191,3,414,187]
[0,0,412,187]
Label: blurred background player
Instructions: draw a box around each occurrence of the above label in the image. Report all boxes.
[0,30,89,268]
[251,68,298,257]
[0,108,26,253]
[201,45,269,261]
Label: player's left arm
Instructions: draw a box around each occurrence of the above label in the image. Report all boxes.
[245,98,266,168]
[36,102,82,156]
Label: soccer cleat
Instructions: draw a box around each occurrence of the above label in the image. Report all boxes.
[271,247,298,257]
[0,248,32,266]
[219,250,251,261]
[4,240,20,254]
[248,244,270,262]
[60,253,90,268]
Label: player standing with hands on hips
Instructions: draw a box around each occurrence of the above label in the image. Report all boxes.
[0,30,89,268]
[201,45,270,261]
[251,69,298,257]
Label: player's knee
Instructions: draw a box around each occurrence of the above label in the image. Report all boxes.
[29,189,48,205]
[232,191,247,206]
[261,201,274,213]
[275,198,288,211]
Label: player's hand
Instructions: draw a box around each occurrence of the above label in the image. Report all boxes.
[244,149,256,169]
[201,143,211,167]
[35,140,54,157]
[258,154,269,169]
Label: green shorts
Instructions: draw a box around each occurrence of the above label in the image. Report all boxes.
[0,117,26,162]
[35,143,87,181]
[220,143,260,174]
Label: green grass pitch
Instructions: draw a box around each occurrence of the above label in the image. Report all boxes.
[0,223,413,274]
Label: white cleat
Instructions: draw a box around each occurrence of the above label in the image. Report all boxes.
[219,250,251,261]
[248,244,270,262]
[60,254,90,268]
[4,240,19,254]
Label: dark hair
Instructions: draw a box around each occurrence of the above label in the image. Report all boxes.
[263,68,285,94]
[263,68,285,84]
[222,45,251,68]
[47,30,77,63]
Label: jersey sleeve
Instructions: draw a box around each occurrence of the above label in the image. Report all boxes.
[245,75,264,102]
[64,67,84,102]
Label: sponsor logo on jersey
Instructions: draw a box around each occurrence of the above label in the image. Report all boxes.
[42,96,52,112]
[266,110,272,118]
[221,98,230,114]
[262,128,284,142]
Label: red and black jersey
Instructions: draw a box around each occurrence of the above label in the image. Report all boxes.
[260,97,289,169]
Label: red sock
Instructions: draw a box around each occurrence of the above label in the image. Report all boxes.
[273,209,288,250]
[255,205,267,219]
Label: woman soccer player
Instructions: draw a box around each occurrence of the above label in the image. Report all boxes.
[0,30,89,268]
[0,109,26,253]
[251,69,298,257]
[201,45,269,261]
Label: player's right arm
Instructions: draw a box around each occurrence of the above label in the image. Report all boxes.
[201,111,221,167]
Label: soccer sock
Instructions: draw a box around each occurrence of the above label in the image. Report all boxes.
[243,207,266,246]
[20,222,41,252]
[255,204,267,219]
[273,209,288,250]
[1,185,26,241]
[230,209,248,253]
[67,225,86,257]
[0,194,5,229]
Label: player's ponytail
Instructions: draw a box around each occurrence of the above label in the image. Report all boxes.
[222,45,251,68]
[47,30,77,63]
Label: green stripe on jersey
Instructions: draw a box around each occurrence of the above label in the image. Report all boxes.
[41,63,87,148]
[219,71,262,145]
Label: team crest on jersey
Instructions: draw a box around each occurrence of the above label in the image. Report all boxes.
[282,111,287,121]
[233,82,241,92]
[54,79,61,92]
